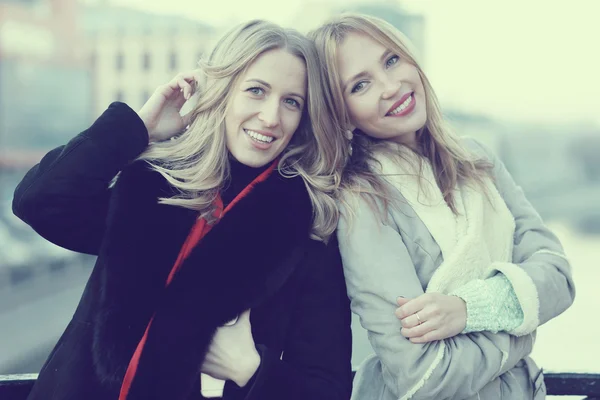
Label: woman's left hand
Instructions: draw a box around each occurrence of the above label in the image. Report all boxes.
[395,293,467,343]
[200,309,261,387]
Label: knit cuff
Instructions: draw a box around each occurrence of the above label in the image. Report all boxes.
[451,274,524,333]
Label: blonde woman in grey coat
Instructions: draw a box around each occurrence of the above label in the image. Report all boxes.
[309,14,575,400]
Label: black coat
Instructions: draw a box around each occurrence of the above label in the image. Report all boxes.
[12,103,353,400]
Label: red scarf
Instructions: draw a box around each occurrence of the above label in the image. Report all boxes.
[119,160,277,399]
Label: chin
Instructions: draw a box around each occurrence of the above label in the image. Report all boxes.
[246,159,271,168]
[232,153,274,168]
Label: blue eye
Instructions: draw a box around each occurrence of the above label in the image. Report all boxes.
[351,81,367,93]
[248,87,264,95]
[285,98,301,109]
[386,55,400,68]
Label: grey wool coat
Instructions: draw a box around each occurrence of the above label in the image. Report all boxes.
[338,139,575,400]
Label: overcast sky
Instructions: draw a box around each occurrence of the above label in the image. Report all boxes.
[109,0,600,126]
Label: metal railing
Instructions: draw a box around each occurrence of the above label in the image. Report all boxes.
[1,372,599,399]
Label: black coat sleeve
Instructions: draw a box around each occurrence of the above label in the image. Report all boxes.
[222,237,353,400]
[12,102,149,255]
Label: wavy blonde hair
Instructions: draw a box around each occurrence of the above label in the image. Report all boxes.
[309,13,492,218]
[138,20,344,241]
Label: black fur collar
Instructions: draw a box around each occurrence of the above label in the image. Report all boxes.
[92,160,313,399]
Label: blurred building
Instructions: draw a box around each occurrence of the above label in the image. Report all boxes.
[445,109,504,153]
[0,0,90,167]
[82,4,214,117]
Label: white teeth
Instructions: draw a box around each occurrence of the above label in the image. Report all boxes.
[245,129,274,143]
[389,95,413,115]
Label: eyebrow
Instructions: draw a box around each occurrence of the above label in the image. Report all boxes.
[342,49,392,92]
[245,78,306,102]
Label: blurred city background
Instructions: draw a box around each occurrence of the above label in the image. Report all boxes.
[0,0,599,387]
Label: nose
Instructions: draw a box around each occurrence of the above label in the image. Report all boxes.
[381,77,402,100]
[258,99,280,128]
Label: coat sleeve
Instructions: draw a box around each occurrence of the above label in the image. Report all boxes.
[337,197,536,400]
[467,139,576,335]
[222,238,353,400]
[12,102,149,255]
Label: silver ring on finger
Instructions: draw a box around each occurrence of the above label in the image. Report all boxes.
[415,312,423,325]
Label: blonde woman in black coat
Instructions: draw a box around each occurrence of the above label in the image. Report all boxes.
[13,20,352,400]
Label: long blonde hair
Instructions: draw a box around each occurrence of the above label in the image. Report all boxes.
[309,13,492,217]
[139,20,345,241]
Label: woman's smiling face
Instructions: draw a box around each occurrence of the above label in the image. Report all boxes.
[224,48,307,168]
[337,32,427,146]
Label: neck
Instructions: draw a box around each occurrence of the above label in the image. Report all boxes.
[222,157,272,206]
[390,131,418,149]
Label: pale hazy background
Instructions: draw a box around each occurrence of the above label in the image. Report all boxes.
[0,1,598,398]
[114,0,600,124]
